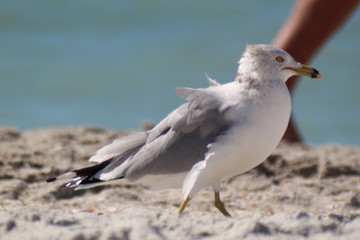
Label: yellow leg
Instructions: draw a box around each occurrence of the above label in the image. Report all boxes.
[178,197,191,215]
[214,192,231,217]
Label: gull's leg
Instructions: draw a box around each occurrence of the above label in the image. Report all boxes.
[214,192,231,217]
[212,182,231,217]
[178,197,191,215]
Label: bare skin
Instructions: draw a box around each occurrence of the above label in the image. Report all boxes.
[273,0,359,142]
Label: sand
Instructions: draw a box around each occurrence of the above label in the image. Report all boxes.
[1,126,360,239]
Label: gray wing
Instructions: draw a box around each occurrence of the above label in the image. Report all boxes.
[96,86,231,182]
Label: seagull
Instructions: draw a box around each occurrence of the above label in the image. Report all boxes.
[48,44,321,216]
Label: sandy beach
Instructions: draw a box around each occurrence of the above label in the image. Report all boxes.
[1,126,360,239]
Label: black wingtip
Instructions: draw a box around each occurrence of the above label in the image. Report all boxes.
[47,159,114,189]
[57,176,109,191]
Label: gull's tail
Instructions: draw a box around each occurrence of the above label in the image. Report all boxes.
[47,132,147,190]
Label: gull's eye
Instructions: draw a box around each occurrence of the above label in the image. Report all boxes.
[275,56,284,62]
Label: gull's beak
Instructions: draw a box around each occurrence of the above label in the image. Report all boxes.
[285,64,322,80]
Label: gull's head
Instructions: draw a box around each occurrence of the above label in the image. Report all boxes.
[237,44,322,83]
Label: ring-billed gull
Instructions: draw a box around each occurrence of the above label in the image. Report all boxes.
[48,44,321,216]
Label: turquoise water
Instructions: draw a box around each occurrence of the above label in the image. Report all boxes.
[1,0,359,146]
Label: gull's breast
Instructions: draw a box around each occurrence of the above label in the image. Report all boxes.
[202,83,291,182]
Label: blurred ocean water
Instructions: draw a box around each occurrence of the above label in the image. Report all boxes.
[0,0,359,145]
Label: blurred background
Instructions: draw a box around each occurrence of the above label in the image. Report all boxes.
[0,0,359,145]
